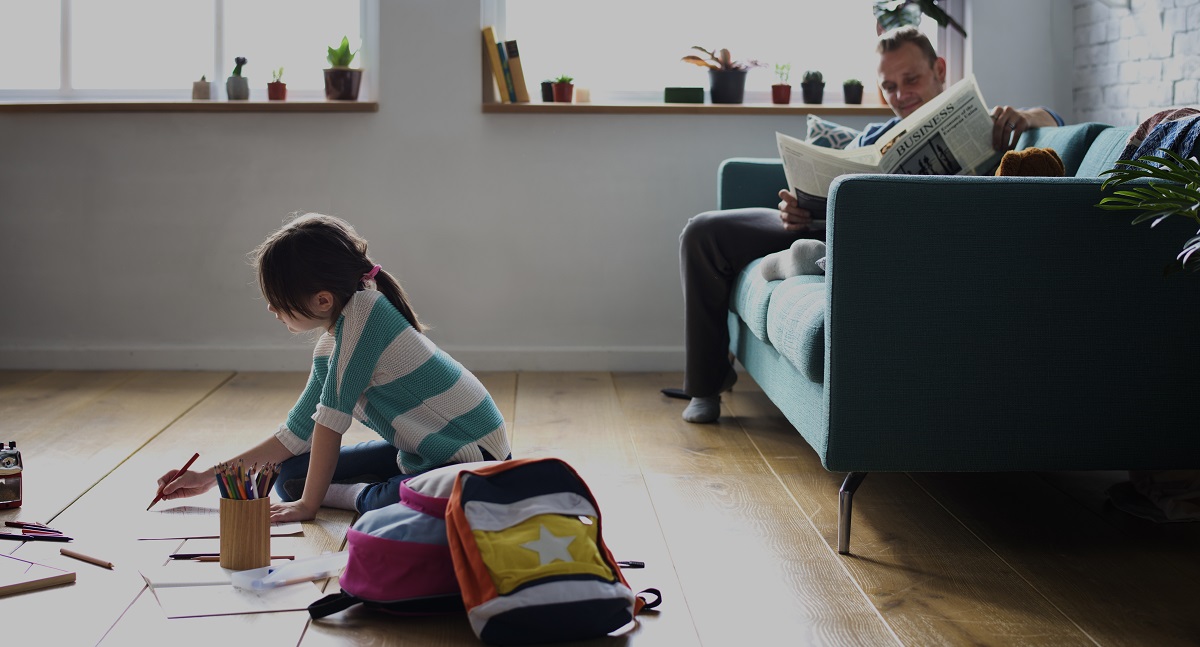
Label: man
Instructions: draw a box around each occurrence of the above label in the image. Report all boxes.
[673,26,1063,423]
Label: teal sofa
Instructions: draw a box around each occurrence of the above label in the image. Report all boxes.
[720,122,1200,553]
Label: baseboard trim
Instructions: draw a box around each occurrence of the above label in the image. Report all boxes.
[0,346,686,372]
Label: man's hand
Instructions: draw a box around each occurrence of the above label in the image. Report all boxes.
[991,106,1060,151]
[778,189,813,231]
[270,499,319,523]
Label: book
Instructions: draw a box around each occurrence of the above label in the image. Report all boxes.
[497,43,517,102]
[0,552,75,597]
[504,40,531,103]
[481,26,510,104]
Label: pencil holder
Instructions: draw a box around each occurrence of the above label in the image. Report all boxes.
[219,497,270,570]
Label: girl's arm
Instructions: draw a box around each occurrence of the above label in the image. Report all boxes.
[269,422,340,523]
[157,436,295,501]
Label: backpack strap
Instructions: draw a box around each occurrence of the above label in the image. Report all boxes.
[635,588,663,613]
[308,592,362,619]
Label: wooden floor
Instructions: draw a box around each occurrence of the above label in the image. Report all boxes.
[2,370,1198,646]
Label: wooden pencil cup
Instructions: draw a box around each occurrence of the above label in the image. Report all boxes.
[219,497,270,570]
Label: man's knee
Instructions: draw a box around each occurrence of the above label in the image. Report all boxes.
[681,210,732,252]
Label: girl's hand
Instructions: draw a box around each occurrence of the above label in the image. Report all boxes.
[156,469,215,501]
[270,499,319,523]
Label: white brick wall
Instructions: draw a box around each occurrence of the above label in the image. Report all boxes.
[1075,0,1200,124]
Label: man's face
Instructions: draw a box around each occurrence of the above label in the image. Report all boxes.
[877,41,947,119]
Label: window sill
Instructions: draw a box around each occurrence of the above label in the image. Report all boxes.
[481,102,894,116]
[0,100,379,113]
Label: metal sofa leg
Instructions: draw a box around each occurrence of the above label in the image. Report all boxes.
[837,472,868,555]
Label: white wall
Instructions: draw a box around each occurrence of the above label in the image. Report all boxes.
[0,0,1069,372]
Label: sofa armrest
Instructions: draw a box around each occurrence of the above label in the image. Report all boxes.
[819,174,1200,471]
[718,158,787,211]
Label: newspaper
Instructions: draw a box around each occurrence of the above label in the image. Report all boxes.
[776,75,1004,215]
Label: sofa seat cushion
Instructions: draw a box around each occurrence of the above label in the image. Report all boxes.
[731,258,775,342]
[1016,122,1110,176]
[1075,125,1137,177]
[765,277,826,383]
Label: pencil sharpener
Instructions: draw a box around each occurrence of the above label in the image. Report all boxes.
[0,442,22,509]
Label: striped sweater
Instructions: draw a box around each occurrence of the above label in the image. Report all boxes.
[274,290,509,474]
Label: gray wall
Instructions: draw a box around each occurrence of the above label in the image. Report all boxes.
[0,1,1071,372]
[1075,0,1200,125]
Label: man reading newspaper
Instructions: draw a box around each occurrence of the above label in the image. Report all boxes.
[670,26,1064,424]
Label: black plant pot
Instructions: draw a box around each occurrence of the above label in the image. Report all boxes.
[708,69,747,104]
[843,84,864,105]
[800,82,825,104]
[324,68,362,100]
[541,81,555,102]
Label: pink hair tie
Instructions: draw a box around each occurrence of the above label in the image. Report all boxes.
[360,264,382,289]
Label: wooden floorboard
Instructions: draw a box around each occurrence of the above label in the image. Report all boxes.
[3,370,1196,646]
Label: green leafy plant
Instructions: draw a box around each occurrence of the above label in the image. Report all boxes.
[271,67,284,83]
[844,78,863,87]
[231,57,247,77]
[873,0,967,37]
[327,36,357,68]
[1098,150,1200,273]
[681,46,764,72]
[802,70,823,84]
[552,74,574,84]
[774,63,791,85]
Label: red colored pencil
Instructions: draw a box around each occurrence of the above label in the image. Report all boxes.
[147,452,200,510]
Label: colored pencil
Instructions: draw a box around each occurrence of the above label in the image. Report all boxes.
[60,548,114,569]
[147,452,200,510]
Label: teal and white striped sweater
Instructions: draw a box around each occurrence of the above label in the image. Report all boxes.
[274,290,509,474]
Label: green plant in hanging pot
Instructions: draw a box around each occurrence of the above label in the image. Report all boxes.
[681,46,763,104]
[800,70,824,104]
[226,57,249,100]
[324,36,362,101]
[1098,150,1200,274]
[873,0,967,37]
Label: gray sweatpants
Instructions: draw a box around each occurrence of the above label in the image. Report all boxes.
[679,208,824,397]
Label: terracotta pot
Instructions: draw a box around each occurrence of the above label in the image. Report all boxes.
[843,84,863,105]
[551,82,574,103]
[771,84,792,105]
[267,82,287,101]
[708,68,747,104]
[324,68,362,101]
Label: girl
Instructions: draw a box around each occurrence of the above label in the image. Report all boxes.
[154,213,510,522]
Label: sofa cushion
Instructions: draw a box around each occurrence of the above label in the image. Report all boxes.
[765,276,826,383]
[806,114,861,150]
[1075,125,1138,177]
[1016,122,1111,176]
[731,258,775,342]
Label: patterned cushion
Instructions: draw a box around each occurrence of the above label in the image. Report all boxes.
[805,114,861,150]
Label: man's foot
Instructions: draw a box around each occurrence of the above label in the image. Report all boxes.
[682,395,721,423]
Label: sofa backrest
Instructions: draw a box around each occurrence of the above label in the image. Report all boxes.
[1074,125,1138,177]
[1016,122,1112,176]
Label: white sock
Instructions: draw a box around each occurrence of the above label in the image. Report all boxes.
[682,396,722,424]
[323,482,367,512]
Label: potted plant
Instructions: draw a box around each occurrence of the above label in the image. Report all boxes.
[191,74,212,100]
[873,0,967,37]
[267,67,286,101]
[540,80,555,102]
[551,75,574,103]
[772,64,792,105]
[1098,150,1200,273]
[681,46,763,104]
[800,70,824,104]
[226,57,249,100]
[843,78,864,105]
[324,36,362,101]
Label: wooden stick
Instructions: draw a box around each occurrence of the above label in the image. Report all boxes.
[60,548,114,569]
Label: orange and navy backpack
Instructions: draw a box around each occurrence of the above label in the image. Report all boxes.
[445,457,661,645]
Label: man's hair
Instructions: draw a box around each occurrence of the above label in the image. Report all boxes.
[877,26,938,68]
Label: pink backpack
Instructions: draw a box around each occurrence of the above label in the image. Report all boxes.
[308,461,499,618]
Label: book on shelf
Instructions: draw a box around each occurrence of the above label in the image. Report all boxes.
[504,40,531,103]
[481,26,511,103]
[497,43,518,102]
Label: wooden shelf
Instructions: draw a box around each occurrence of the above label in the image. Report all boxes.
[0,100,379,113]
[482,102,894,116]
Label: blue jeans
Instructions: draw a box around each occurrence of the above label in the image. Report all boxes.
[274,439,506,512]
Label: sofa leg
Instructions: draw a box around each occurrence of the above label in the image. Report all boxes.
[837,472,868,555]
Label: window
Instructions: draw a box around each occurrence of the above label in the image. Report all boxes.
[0,0,366,101]
[500,1,956,103]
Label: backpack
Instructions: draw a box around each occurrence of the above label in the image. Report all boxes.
[445,458,661,646]
[308,461,499,619]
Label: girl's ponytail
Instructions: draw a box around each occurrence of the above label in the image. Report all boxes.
[370,268,424,333]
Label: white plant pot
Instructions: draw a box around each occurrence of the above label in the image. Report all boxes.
[191,81,213,100]
[226,76,249,100]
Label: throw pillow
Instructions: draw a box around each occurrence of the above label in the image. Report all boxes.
[805,114,861,150]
